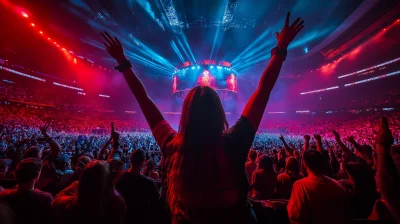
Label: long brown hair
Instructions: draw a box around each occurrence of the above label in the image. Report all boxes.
[72,161,123,223]
[167,86,228,210]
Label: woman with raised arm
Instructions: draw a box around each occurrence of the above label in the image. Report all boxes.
[101,12,304,224]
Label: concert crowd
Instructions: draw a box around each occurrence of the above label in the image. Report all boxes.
[1,12,400,224]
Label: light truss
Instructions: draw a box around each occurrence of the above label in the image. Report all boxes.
[160,0,182,32]
[222,0,239,30]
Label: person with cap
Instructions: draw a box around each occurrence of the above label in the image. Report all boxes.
[0,158,53,224]
[115,149,160,224]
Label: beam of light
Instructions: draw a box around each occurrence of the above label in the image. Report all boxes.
[170,41,185,62]
[300,86,339,95]
[338,57,400,79]
[125,52,172,75]
[288,27,332,49]
[176,39,191,62]
[234,55,270,72]
[128,0,165,31]
[344,70,400,87]
[231,28,271,64]
[210,27,223,60]
[179,33,196,63]
[128,50,173,73]
[132,37,175,69]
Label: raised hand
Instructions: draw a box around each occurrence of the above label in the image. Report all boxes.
[304,135,311,141]
[279,134,285,141]
[275,12,304,49]
[333,130,341,141]
[313,134,322,142]
[346,136,356,144]
[110,122,120,142]
[40,123,51,138]
[375,117,394,149]
[101,32,125,63]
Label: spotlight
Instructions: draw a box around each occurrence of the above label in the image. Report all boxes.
[54,42,57,44]
[57,45,60,47]
[217,66,222,69]
[210,66,214,69]
[21,12,29,18]
[304,47,309,54]
[191,66,195,69]
[197,66,200,69]
[48,38,51,40]
[62,48,66,51]
[39,31,43,34]
[31,23,35,27]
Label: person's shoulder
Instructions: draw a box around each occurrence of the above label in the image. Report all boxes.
[33,189,53,199]
[0,188,17,198]
[325,176,348,192]
[292,176,310,187]
[139,174,157,184]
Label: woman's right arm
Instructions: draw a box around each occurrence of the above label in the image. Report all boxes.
[101,33,165,130]
[242,13,304,130]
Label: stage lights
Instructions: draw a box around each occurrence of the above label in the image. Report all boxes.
[217,66,222,69]
[39,31,43,34]
[304,47,308,54]
[338,57,400,79]
[31,23,35,27]
[21,12,28,18]
[210,66,214,69]
[344,70,400,87]
[300,86,339,95]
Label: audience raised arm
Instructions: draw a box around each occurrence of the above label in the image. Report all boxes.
[375,117,400,220]
[242,12,304,130]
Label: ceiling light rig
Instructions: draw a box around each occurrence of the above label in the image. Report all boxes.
[20,11,112,72]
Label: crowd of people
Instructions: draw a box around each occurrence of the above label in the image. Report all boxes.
[1,12,400,224]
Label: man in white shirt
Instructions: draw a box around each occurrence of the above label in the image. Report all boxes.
[288,149,351,224]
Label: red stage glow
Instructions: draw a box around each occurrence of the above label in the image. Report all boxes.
[21,12,28,18]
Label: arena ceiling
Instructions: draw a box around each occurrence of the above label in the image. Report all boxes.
[1,0,399,79]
